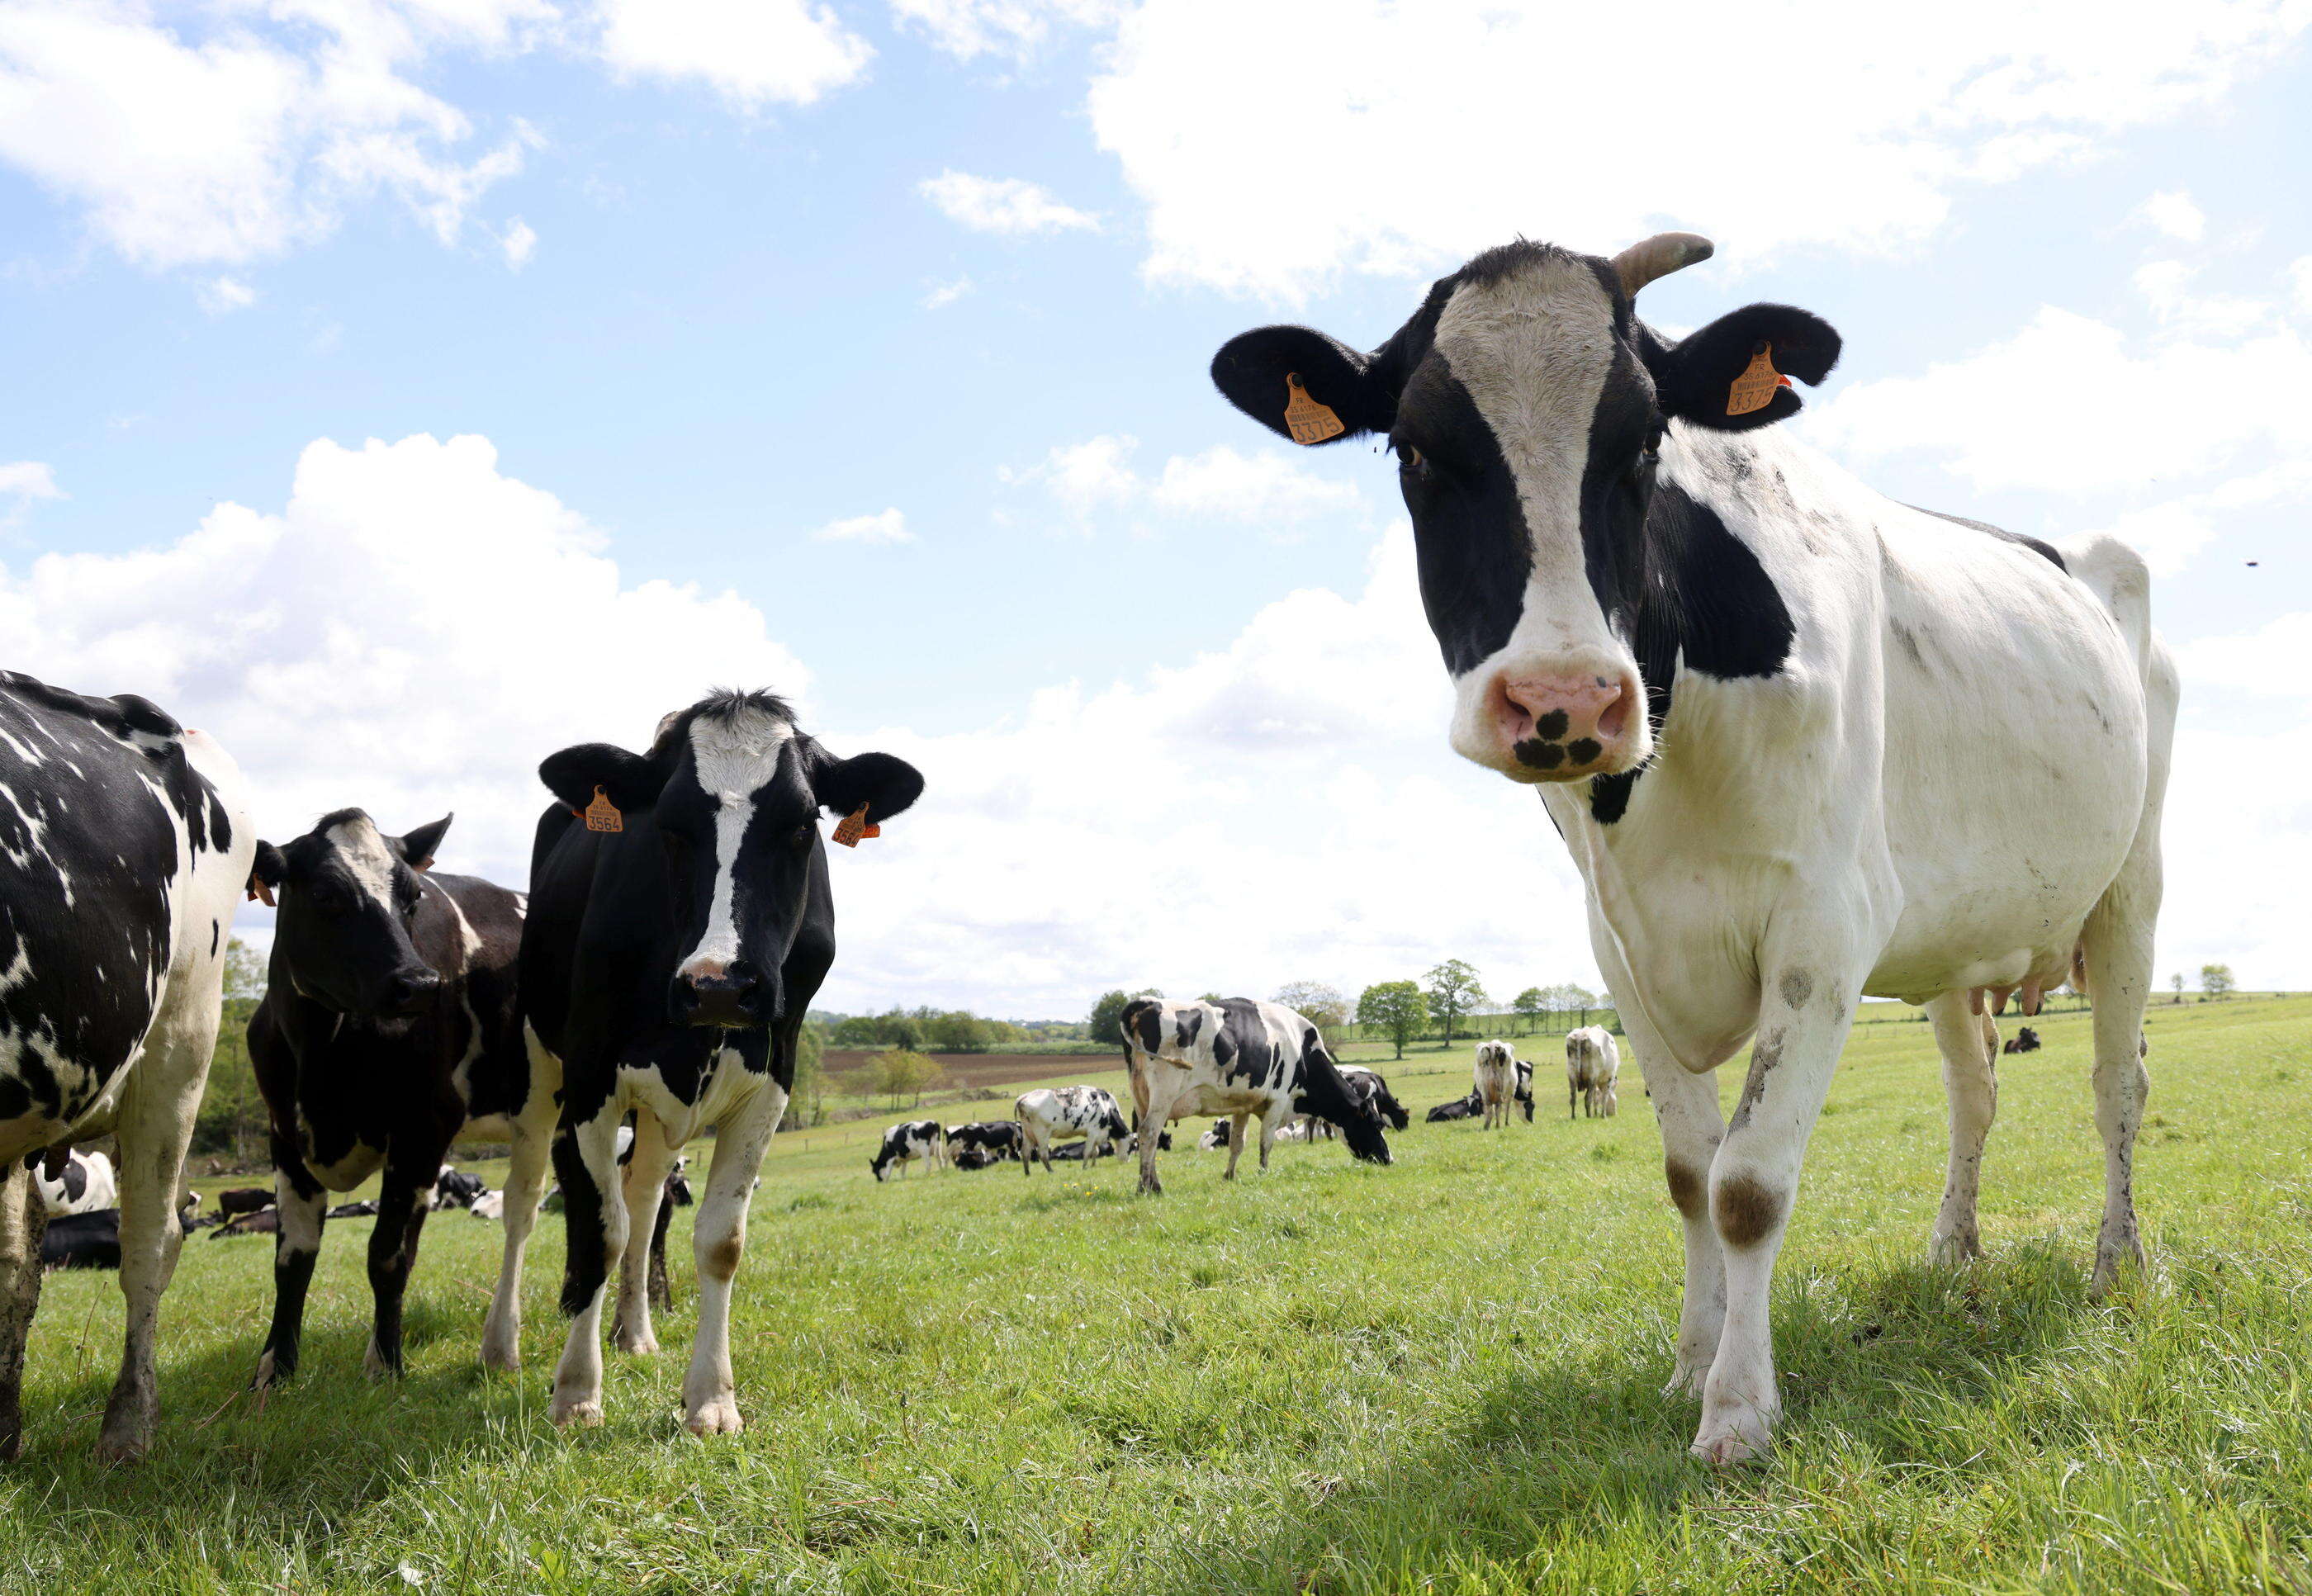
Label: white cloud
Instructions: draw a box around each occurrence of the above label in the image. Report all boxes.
[0,460,63,504]
[500,215,536,269]
[1083,0,2309,300]
[0,0,547,270]
[2136,189,2207,243]
[2132,259,2268,339]
[920,169,1098,236]
[889,0,1119,61]
[811,507,914,544]
[591,0,871,108]
[197,274,258,315]
[2291,256,2312,317]
[921,273,973,309]
[1007,433,1364,534]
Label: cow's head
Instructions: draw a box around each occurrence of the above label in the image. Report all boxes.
[250,809,452,1017]
[1291,1041,1393,1166]
[538,689,923,1029]
[1212,233,1840,784]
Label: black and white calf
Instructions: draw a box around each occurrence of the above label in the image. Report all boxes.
[869,1120,947,1181]
[1566,1027,1621,1119]
[1427,1091,1482,1123]
[522,689,921,1434]
[1119,997,1389,1196]
[1012,1086,1130,1173]
[1471,1041,1519,1130]
[0,673,253,1461]
[33,1148,116,1216]
[945,1120,1021,1163]
[1213,230,2172,1462]
[245,811,542,1387]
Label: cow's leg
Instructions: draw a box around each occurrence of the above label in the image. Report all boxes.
[549,1104,627,1428]
[480,1092,557,1373]
[1256,1110,1279,1171]
[1136,1084,1173,1198]
[2083,852,2160,1296]
[253,1151,328,1387]
[683,1081,788,1437]
[362,1164,433,1378]
[611,1116,676,1357]
[1694,946,1862,1466]
[1927,992,1997,1265]
[1221,1115,1249,1180]
[647,1181,675,1316]
[0,1161,46,1461]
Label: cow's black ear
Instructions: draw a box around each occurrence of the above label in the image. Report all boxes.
[394,814,452,873]
[538,742,665,814]
[1652,304,1841,433]
[812,751,924,824]
[249,841,288,907]
[1210,325,1396,445]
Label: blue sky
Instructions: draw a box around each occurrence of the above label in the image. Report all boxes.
[3,1,2309,1018]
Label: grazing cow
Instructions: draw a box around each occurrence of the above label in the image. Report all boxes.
[1210,230,2173,1463]
[869,1120,947,1182]
[2003,1027,2042,1056]
[1013,1086,1130,1173]
[522,689,922,1434]
[42,1210,121,1272]
[946,1120,1021,1163]
[244,810,541,1389]
[1119,997,1390,1196]
[1472,1041,1519,1130]
[1566,1028,1621,1119]
[0,674,253,1461]
[1339,1064,1411,1131]
[34,1149,116,1217]
[216,1187,272,1221]
[1427,1090,1483,1123]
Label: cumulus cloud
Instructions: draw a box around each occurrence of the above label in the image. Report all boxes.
[500,216,537,269]
[1005,433,1363,533]
[811,507,914,544]
[890,0,1120,60]
[0,0,547,270]
[0,460,61,502]
[920,169,1099,236]
[590,0,872,108]
[1083,0,2309,300]
[2136,189,2208,243]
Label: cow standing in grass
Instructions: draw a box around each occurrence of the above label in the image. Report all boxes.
[522,689,922,1435]
[1120,997,1390,1196]
[870,1120,946,1181]
[0,674,253,1461]
[1566,1027,1620,1119]
[1210,230,2172,1462]
[1472,1041,1519,1129]
[1013,1086,1130,1173]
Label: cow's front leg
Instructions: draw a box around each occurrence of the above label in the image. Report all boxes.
[363,1164,433,1378]
[481,1092,557,1372]
[1695,955,1859,1465]
[1927,992,1997,1264]
[684,1079,788,1437]
[254,1153,328,1387]
[549,1105,626,1427]
[1221,1115,1249,1180]
[0,1161,45,1461]
[612,1117,676,1357]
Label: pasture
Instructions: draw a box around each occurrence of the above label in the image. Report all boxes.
[4,996,2310,1593]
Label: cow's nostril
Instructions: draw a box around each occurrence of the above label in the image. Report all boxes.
[1597,689,1629,741]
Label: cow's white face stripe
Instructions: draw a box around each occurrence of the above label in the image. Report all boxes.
[680,708,794,978]
[325,815,400,912]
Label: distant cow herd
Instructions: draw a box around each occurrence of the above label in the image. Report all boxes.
[0,226,2171,1470]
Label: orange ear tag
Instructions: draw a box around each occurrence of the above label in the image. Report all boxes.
[1282,373,1345,445]
[1726,343,1791,417]
[831,803,880,848]
[584,787,623,833]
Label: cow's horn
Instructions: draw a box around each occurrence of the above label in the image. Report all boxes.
[1611,232,1714,296]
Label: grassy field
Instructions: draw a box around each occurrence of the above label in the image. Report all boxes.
[3,996,2310,1592]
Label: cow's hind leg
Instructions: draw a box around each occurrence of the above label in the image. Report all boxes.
[1222,1115,1249,1181]
[612,1116,676,1357]
[684,1082,789,1437]
[549,1105,628,1427]
[0,1161,45,1461]
[481,1085,557,1373]
[1927,992,1997,1265]
[254,1153,327,1386]
[362,1164,433,1377]
[2082,864,2159,1297]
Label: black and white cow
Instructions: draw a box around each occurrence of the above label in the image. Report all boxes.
[2002,1026,2042,1056]
[1566,1027,1621,1119]
[0,673,253,1461]
[1338,1064,1410,1131]
[945,1120,1021,1163]
[1426,1090,1483,1123]
[1197,1118,1234,1150]
[244,810,541,1388]
[40,1210,121,1272]
[1012,1085,1130,1173]
[1513,1058,1536,1122]
[1471,1041,1519,1130]
[216,1186,272,1221]
[33,1148,116,1216]
[869,1120,946,1181]
[522,689,921,1434]
[1212,230,2173,1463]
[1119,997,1389,1196]
[432,1167,490,1211]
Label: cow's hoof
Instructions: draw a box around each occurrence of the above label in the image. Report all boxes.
[549,1395,604,1428]
[614,1328,659,1357]
[93,1428,149,1466]
[2089,1229,2146,1300]
[478,1341,520,1376]
[684,1396,742,1437]
[362,1339,402,1381]
[1690,1427,1768,1467]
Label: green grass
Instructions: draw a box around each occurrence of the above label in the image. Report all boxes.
[5,997,2310,1592]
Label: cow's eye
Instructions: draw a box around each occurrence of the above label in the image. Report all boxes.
[1396,442,1427,476]
[791,822,815,850]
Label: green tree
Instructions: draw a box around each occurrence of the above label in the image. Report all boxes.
[2170,972,2186,1005]
[1272,980,1350,1042]
[1512,987,1546,1035]
[1424,959,1488,1043]
[871,1049,943,1107]
[1356,981,1428,1060]
[878,1008,926,1050]
[925,1010,989,1052]
[831,1014,882,1046]
[1089,987,1162,1046]
[223,936,267,1002]
[2201,963,2235,1000]
[1197,991,1225,1005]
[790,1022,828,1126]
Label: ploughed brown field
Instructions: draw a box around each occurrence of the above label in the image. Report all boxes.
[822,1048,1125,1093]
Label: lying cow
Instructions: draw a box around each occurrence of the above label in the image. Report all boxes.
[1120,997,1389,1196]
[946,1121,1021,1163]
[1472,1041,1520,1129]
[1013,1086,1130,1173]
[211,1210,281,1239]
[1197,1119,1234,1150]
[34,1149,117,1218]
[951,1146,1005,1172]
[2002,1027,2042,1056]
[432,1167,490,1211]
[870,1120,947,1182]
[326,1201,379,1220]
[41,1210,121,1272]
[216,1187,273,1222]
[1566,1027,1621,1119]
[1427,1090,1483,1123]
